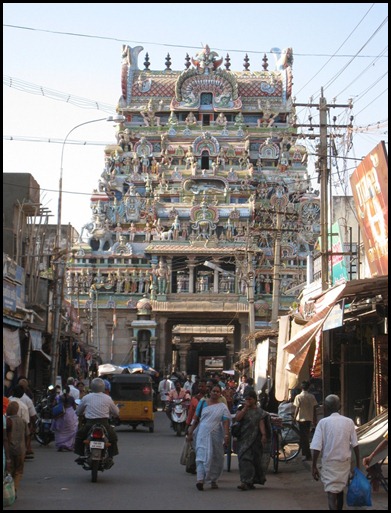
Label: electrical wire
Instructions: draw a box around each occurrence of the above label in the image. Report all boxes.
[294,3,376,96]
[3,75,116,114]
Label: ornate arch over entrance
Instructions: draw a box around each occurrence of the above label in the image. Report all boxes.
[193,132,219,156]
[171,68,242,111]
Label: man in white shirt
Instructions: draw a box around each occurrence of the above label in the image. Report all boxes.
[67,377,80,400]
[74,378,119,467]
[183,376,193,393]
[310,394,360,510]
[158,375,174,411]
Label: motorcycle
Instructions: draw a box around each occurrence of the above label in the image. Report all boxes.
[79,422,113,483]
[170,398,189,436]
[231,392,246,414]
[34,385,56,446]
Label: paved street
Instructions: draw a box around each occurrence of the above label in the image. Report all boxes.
[8,411,388,511]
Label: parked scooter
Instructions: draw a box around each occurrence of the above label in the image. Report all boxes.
[77,422,113,483]
[34,385,56,446]
[171,398,189,436]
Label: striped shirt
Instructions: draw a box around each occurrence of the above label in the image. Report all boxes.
[76,392,119,419]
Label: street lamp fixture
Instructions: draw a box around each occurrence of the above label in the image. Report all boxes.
[50,114,125,384]
[203,260,235,276]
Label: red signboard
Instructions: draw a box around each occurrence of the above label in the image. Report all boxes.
[350,141,388,277]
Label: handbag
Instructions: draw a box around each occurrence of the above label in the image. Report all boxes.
[180,439,192,466]
[3,473,16,507]
[347,467,372,507]
[52,401,66,419]
[231,421,242,439]
[185,446,196,474]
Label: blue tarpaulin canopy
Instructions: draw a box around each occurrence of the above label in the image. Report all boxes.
[121,363,157,375]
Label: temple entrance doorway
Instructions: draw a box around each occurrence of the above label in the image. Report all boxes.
[201,150,210,170]
[187,339,228,377]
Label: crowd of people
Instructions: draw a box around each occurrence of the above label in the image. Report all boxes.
[3,371,387,508]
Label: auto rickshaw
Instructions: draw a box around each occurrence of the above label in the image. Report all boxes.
[109,373,154,432]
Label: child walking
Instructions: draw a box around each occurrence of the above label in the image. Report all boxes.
[6,401,29,495]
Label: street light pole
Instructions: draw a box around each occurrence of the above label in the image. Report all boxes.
[50,114,125,385]
[56,115,125,248]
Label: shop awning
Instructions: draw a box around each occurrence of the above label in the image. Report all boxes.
[283,282,347,375]
[283,276,388,375]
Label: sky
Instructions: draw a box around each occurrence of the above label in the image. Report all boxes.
[3,3,388,234]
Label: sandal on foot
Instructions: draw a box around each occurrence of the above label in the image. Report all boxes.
[196,482,204,491]
[211,482,218,489]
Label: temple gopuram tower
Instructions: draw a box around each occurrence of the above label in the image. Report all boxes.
[66,44,320,376]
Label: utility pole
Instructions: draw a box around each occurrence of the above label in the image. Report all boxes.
[49,256,65,385]
[319,89,329,292]
[293,96,353,286]
[294,93,352,403]
[247,249,255,336]
[270,211,282,330]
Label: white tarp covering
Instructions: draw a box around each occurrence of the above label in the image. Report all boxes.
[356,409,388,464]
[98,363,124,376]
[254,338,269,393]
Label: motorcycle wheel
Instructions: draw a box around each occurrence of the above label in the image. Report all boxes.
[91,460,99,483]
[34,418,52,446]
[175,423,182,437]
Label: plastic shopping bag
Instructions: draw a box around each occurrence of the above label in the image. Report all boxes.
[346,467,372,507]
[3,473,16,507]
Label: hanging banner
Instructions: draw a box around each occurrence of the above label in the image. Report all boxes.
[373,334,388,414]
[350,141,388,277]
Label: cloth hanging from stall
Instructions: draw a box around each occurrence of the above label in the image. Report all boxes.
[30,329,42,350]
[275,315,291,401]
[3,327,21,369]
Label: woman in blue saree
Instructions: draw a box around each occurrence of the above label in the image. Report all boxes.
[186,384,231,490]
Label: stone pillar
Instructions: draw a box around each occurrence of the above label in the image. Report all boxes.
[214,268,219,293]
[188,262,195,293]
[178,343,191,374]
[131,338,138,363]
[171,348,178,373]
[157,316,168,371]
[150,336,157,368]
[225,341,235,369]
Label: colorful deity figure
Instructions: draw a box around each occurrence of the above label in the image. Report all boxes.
[191,44,223,73]
[185,111,197,126]
[140,99,160,127]
[156,259,170,294]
